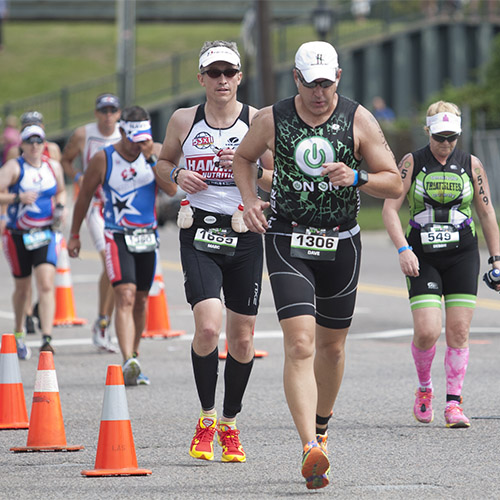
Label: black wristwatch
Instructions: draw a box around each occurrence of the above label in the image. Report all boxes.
[146,154,158,167]
[257,166,263,179]
[356,170,369,187]
[488,255,500,265]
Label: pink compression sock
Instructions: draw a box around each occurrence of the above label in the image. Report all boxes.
[411,341,436,389]
[444,346,469,396]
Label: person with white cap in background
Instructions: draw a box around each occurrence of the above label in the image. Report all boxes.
[68,106,177,386]
[156,40,273,465]
[232,40,402,489]
[0,124,66,358]
[383,100,500,429]
[4,110,63,336]
[61,93,122,353]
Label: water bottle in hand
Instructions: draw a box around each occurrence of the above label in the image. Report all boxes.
[483,268,500,291]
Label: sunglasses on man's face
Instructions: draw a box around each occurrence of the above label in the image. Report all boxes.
[201,68,240,79]
[98,107,119,114]
[431,133,460,143]
[24,136,44,145]
[296,70,335,89]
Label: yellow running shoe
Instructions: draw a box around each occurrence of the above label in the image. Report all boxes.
[217,422,246,462]
[301,440,330,490]
[189,414,217,460]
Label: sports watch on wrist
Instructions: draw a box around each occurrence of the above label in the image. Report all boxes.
[356,170,369,187]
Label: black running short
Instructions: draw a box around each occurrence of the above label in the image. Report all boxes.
[179,225,263,315]
[265,227,362,329]
[104,230,157,291]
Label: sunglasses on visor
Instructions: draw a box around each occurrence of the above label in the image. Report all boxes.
[201,68,240,79]
[296,70,335,89]
[431,133,460,143]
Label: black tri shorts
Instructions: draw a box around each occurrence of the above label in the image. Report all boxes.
[265,228,362,330]
[104,230,157,292]
[179,225,263,315]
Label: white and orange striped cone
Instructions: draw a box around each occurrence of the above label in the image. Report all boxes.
[82,364,152,477]
[142,250,185,339]
[219,328,268,360]
[53,235,86,326]
[0,334,29,429]
[11,351,84,452]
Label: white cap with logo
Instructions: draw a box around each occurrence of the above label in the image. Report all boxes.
[295,41,339,83]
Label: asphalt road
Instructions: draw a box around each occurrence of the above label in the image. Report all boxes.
[0,216,499,499]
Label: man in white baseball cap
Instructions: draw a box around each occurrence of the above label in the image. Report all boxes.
[232,40,402,490]
[294,41,339,83]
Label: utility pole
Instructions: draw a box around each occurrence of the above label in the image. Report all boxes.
[256,0,275,107]
[116,0,136,107]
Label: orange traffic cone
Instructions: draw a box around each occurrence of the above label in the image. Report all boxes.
[0,334,29,429]
[142,250,184,339]
[53,235,86,326]
[219,328,268,360]
[82,364,152,477]
[11,351,84,452]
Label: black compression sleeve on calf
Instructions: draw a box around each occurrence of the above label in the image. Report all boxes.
[191,345,219,412]
[316,412,333,435]
[222,352,254,420]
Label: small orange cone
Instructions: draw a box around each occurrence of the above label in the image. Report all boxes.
[82,365,152,477]
[11,351,84,452]
[142,250,184,339]
[0,334,29,429]
[53,235,86,326]
[219,328,268,360]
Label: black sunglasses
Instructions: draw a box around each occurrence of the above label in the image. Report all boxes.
[201,68,240,79]
[296,70,335,89]
[431,133,460,143]
[98,107,119,114]
[24,136,44,144]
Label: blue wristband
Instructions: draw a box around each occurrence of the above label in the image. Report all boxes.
[352,170,358,187]
[398,245,413,254]
[74,172,82,183]
[169,167,178,182]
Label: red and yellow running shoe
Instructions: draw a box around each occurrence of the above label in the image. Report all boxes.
[217,422,246,463]
[189,414,217,461]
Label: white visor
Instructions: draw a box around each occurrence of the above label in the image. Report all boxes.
[21,125,45,141]
[426,112,462,134]
[199,46,240,69]
[120,120,152,143]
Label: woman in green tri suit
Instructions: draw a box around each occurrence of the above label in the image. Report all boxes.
[383,101,500,429]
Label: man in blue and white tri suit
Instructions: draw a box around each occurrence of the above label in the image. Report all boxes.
[68,106,177,386]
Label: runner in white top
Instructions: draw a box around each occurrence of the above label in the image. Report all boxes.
[157,40,273,464]
[61,93,122,352]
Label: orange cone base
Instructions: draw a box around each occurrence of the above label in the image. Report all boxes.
[81,467,152,477]
[0,422,29,430]
[54,317,87,327]
[219,349,268,360]
[11,444,84,453]
[142,329,185,339]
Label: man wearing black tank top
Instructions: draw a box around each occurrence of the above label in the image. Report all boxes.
[156,41,272,465]
[233,41,402,489]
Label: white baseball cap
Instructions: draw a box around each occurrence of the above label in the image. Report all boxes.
[199,46,241,69]
[295,41,338,83]
[426,112,462,134]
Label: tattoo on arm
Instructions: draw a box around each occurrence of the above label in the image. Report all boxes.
[398,158,410,179]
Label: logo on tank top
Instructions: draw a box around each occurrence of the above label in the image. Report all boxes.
[294,137,335,176]
[423,171,464,204]
[121,167,137,181]
[192,132,214,149]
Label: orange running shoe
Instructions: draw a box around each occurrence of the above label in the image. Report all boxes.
[189,414,217,460]
[217,422,246,462]
[316,432,328,454]
[301,440,330,490]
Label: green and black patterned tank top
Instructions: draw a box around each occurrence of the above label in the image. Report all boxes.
[408,145,475,234]
[270,95,361,228]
